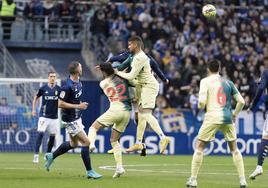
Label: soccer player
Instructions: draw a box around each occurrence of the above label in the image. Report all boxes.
[88,63,131,178]
[186,60,247,188]
[114,36,170,154]
[249,56,268,180]
[106,50,169,156]
[32,71,61,163]
[45,61,102,179]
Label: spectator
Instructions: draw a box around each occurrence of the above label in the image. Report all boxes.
[0,0,16,40]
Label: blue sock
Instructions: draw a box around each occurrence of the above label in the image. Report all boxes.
[81,147,92,171]
[34,132,44,154]
[47,135,55,153]
[53,142,73,159]
[257,139,268,166]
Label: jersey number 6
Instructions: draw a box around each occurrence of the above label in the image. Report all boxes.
[217,86,226,106]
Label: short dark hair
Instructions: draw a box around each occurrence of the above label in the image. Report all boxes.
[48,71,56,76]
[207,59,220,73]
[99,63,114,76]
[128,36,143,47]
[68,61,80,75]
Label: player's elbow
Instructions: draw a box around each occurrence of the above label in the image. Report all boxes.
[58,100,64,108]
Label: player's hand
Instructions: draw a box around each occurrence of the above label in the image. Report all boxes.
[32,111,37,117]
[78,102,88,110]
[247,107,251,114]
[114,68,118,74]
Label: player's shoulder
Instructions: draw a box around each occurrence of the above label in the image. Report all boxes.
[135,51,147,61]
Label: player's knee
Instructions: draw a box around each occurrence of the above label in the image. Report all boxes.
[228,141,237,152]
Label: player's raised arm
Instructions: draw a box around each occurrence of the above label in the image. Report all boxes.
[116,56,144,80]
[148,54,168,83]
[113,56,132,71]
[108,50,130,63]
[250,69,268,110]
[198,79,207,109]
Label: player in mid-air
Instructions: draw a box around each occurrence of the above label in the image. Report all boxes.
[114,36,170,154]
[88,63,131,178]
[249,57,268,180]
[32,71,61,163]
[45,61,102,179]
[186,60,247,188]
[105,48,169,156]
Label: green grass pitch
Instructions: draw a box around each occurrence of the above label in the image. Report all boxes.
[0,153,267,188]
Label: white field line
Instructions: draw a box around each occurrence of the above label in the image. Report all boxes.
[99,164,238,176]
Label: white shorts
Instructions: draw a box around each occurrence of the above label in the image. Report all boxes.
[37,117,59,135]
[62,118,84,137]
[263,118,268,136]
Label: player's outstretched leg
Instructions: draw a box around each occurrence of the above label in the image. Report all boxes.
[81,147,102,179]
[47,135,55,153]
[126,112,146,152]
[135,111,146,156]
[88,126,97,152]
[33,132,44,163]
[45,141,73,171]
[142,112,170,154]
[249,138,268,180]
[111,141,125,178]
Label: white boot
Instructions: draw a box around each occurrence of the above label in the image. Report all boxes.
[186,177,197,187]
[33,154,39,164]
[249,165,263,180]
[113,166,125,178]
[240,176,248,188]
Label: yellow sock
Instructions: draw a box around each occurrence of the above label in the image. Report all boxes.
[232,149,245,178]
[88,127,97,144]
[111,141,122,167]
[136,112,147,143]
[191,150,203,178]
[145,113,165,139]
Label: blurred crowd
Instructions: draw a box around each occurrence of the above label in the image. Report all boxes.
[0,0,92,40]
[89,0,268,111]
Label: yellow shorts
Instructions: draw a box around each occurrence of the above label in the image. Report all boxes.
[139,84,159,109]
[198,123,237,142]
[97,109,130,133]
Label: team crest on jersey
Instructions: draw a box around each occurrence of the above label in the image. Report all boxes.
[60,91,65,98]
[45,91,48,94]
[55,90,58,95]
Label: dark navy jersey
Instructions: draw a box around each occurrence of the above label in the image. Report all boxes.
[36,84,61,119]
[108,50,168,82]
[251,69,268,110]
[59,77,83,122]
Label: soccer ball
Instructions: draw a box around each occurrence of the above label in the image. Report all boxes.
[202,4,217,19]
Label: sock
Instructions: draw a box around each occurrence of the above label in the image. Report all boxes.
[88,126,97,145]
[111,141,122,168]
[144,113,166,140]
[34,132,44,154]
[257,139,268,166]
[81,146,92,171]
[47,135,55,153]
[136,112,147,144]
[232,149,245,178]
[191,150,203,178]
[53,141,73,159]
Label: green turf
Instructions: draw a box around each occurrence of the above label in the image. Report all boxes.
[0,153,267,188]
